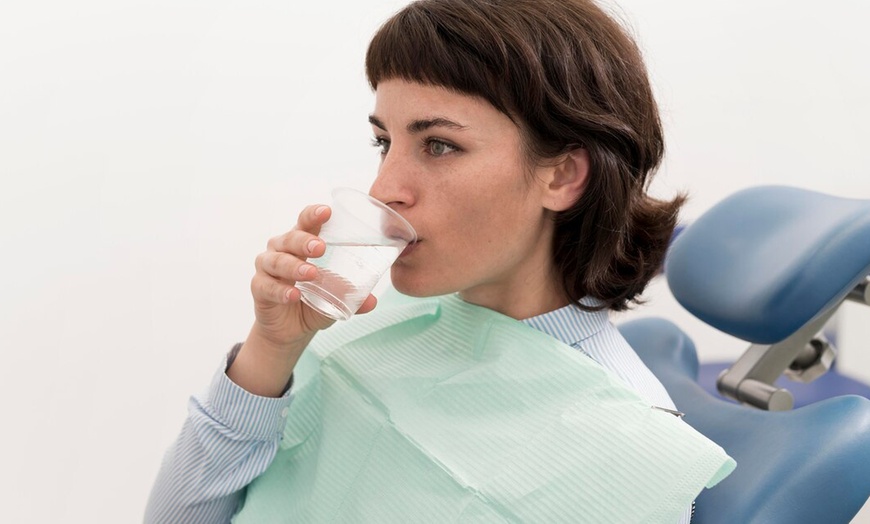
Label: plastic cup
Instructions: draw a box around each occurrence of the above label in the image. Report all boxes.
[297,187,416,321]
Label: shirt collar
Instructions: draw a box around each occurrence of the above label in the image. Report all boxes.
[520,297,610,346]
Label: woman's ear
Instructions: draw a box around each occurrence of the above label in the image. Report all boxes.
[541,148,590,212]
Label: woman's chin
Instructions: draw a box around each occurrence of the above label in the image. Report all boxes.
[390,267,444,298]
[389,276,428,297]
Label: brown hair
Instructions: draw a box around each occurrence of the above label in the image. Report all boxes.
[366,0,685,311]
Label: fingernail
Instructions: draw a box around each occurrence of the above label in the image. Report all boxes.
[306,239,320,254]
[314,205,328,217]
[298,264,313,278]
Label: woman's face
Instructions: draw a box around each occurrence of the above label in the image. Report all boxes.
[369,80,564,314]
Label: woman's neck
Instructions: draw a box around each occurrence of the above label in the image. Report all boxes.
[458,263,569,320]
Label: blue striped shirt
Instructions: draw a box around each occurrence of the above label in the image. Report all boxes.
[145,299,690,523]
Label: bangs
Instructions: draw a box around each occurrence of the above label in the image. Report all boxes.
[365,1,518,117]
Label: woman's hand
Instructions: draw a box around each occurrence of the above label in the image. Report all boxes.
[250,204,377,347]
[228,204,377,397]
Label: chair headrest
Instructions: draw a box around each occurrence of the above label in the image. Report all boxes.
[665,186,870,344]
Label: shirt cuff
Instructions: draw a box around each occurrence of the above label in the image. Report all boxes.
[203,350,295,441]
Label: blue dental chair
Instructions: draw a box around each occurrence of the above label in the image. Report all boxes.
[618,186,870,523]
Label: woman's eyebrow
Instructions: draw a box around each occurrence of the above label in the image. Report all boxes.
[368,115,387,131]
[368,115,468,133]
[406,117,468,133]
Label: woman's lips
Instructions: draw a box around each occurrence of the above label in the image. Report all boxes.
[399,240,420,258]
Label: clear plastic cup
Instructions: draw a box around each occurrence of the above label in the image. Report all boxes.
[297,187,416,321]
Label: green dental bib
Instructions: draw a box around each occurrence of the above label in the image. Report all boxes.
[233,294,735,523]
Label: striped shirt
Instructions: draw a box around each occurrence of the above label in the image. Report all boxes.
[145,299,691,523]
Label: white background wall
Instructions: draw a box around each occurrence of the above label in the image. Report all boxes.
[1,0,868,522]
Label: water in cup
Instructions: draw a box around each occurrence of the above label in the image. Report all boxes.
[298,241,403,320]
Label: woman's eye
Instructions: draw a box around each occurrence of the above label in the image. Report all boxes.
[371,137,390,155]
[424,138,459,157]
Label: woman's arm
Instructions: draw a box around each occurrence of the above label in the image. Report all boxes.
[144,345,294,523]
[145,204,379,522]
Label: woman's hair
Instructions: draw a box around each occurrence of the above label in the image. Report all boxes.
[366,0,685,311]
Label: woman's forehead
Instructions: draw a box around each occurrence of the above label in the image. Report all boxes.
[372,80,513,131]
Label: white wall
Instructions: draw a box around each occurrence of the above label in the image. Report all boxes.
[1,1,868,522]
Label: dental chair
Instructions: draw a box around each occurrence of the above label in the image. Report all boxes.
[618,186,870,523]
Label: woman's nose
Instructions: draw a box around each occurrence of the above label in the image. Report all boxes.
[368,149,415,209]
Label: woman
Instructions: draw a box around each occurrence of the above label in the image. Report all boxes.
[146,1,731,522]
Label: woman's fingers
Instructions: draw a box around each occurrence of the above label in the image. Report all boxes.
[296,204,331,233]
[251,272,300,305]
[255,250,318,283]
[264,204,331,259]
[356,294,378,315]
[266,229,325,259]
[251,205,331,313]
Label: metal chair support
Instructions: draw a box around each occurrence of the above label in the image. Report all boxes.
[717,277,869,410]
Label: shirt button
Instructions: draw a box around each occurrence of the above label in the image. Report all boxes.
[280,407,290,418]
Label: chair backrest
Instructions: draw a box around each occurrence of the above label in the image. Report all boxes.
[620,317,870,524]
